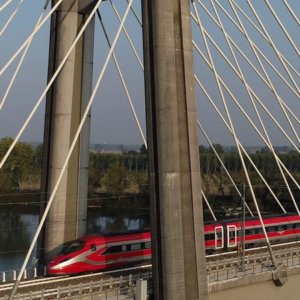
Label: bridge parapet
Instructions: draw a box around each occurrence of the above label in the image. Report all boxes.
[209,265,300,300]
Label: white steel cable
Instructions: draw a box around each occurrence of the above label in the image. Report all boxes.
[125,0,142,26]
[190,11,300,109]
[110,0,144,70]
[193,41,300,204]
[281,53,300,79]
[194,74,287,215]
[0,0,64,77]
[8,1,133,299]
[0,0,24,37]
[194,3,282,266]
[0,0,100,171]
[215,0,300,79]
[198,0,300,79]
[96,10,147,147]
[209,0,299,216]
[231,0,300,95]
[192,36,300,154]
[197,121,254,217]
[192,4,300,104]
[0,0,50,110]
[0,0,14,12]
[230,1,300,145]
[201,190,217,221]
[283,0,300,27]
[264,0,300,57]
[190,13,300,106]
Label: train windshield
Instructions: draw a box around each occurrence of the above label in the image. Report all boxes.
[61,240,85,255]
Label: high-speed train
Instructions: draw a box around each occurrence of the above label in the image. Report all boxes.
[47,214,300,275]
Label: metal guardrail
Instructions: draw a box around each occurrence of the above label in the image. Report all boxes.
[0,272,151,300]
[207,245,300,283]
[1,267,46,284]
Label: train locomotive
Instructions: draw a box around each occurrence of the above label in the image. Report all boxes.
[47,214,300,275]
[47,231,151,275]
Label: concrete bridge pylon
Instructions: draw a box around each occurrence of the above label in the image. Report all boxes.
[142,0,208,299]
[41,0,95,258]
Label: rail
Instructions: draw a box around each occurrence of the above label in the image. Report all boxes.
[0,272,151,300]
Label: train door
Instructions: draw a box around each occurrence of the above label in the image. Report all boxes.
[215,226,224,249]
[227,225,237,248]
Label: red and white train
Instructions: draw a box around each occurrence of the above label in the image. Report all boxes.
[47,214,300,275]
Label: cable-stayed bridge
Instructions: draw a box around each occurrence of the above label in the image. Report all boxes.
[0,0,300,299]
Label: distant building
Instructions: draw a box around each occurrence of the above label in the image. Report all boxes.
[89,144,141,154]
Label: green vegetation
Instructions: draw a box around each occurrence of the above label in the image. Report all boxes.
[0,137,39,192]
[1,138,300,214]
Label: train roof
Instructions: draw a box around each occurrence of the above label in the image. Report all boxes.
[77,230,151,244]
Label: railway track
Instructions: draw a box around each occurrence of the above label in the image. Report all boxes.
[1,241,299,297]
[0,264,152,298]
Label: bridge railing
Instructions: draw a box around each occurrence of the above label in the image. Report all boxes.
[1,267,46,284]
[0,272,151,300]
[207,246,300,283]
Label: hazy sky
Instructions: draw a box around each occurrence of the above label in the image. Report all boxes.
[0,0,299,147]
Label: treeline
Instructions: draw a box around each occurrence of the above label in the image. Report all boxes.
[0,137,42,192]
[1,137,300,203]
[89,151,148,194]
[199,146,300,175]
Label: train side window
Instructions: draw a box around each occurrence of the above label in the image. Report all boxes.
[144,242,151,249]
[103,245,123,254]
[286,224,293,230]
[205,233,214,241]
[91,244,96,251]
[215,226,224,249]
[257,228,263,234]
[131,243,141,251]
[268,226,275,232]
[122,245,127,252]
[278,225,284,231]
[227,225,237,248]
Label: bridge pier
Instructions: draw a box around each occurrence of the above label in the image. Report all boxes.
[142,0,208,299]
[41,0,95,258]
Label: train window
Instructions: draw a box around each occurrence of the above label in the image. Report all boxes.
[205,234,214,241]
[295,223,300,229]
[122,245,127,252]
[144,242,151,249]
[131,244,141,251]
[257,228,263,234]
[103,245,123,254]
[268,226,275,232]
[278,225,284,231]
[91,244,96,251]
[61,240,85,255]
[215,226,224,249]
[286,224,293,230]
[227,225,237,247]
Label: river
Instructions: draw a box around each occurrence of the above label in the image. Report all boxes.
[0,206,149,273]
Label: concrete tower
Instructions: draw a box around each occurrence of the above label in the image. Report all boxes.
[41,0,95,257]
[142,0,208,299]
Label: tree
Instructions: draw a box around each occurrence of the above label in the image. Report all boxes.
[0,137,34,191]
[209,144,224,154]
[101,161,129,194]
